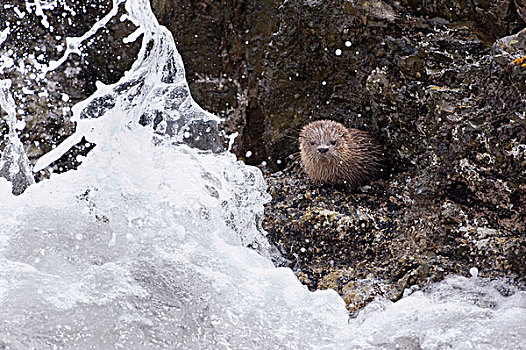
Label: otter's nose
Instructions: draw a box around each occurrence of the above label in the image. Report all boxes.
[317,147,329,154]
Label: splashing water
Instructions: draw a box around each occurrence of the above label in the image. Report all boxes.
[1,0,525,349]
[0,80,35,195]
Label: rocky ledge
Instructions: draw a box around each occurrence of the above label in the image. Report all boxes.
[2,0,525,312]
[264,163,525,312]
[243,1,526,312]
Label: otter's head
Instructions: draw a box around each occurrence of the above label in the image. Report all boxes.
[299,120,349,161]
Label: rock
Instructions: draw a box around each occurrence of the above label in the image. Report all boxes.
[346,0,398,22]
[263,162,525,309]
[399,0,523,37]
[153,0,525,171]
[252,3,525,311]
[493,27,526,54]
[0,138,35,195]
[1,0,525,311]
[0,81,35,195]
[518,0,526,22]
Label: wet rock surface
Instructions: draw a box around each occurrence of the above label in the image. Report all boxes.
[153,0,526,310]
[265,165,525,311]
[1,0,525,311]
[153,0,525,169]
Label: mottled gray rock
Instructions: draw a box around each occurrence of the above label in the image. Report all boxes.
[0,81,34,195]
[494,27,526,54]
[0,137,34,195]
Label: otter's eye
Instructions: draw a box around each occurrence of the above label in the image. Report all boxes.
[330,140,337,145]
[309,141,315,146]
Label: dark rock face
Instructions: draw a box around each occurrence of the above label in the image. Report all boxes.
[153,0,525,169]
[400,0,523,37]
[153,0,526,310]
[151,0,283,165]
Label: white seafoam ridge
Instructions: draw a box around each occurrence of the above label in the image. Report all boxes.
[1,0,526,349]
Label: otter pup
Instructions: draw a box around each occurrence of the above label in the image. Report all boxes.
[299,120,383,186]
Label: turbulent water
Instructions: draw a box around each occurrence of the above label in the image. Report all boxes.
[1,0,525,349]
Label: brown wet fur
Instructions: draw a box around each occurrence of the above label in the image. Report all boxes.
[299,120,383,186]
